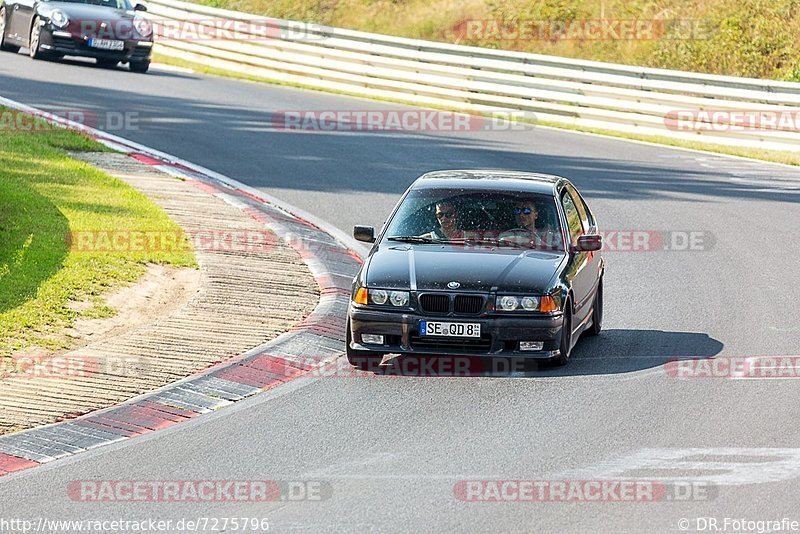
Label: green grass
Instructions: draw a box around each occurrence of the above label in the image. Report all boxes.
[0,110,197,359]
[153,52,800,167]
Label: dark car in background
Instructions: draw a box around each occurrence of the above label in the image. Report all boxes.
[0,0,153,72]
[346,170,604,370]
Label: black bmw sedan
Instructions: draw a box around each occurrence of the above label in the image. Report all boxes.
[0,0,153,72]
[347,170,604,370]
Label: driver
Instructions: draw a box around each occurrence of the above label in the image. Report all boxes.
[422,201,463,240]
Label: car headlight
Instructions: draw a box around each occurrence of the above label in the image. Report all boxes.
[497,295,519,311]
[496,295,559,312]
[353,288,410,307]
[50,10,69,29]
[369,289,388,305]
[133,14,152,37]
[389,290,409,307]
[520,296,539,311]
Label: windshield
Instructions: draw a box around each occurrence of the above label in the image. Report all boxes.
[46,0,132,9]
[383,188,565,250]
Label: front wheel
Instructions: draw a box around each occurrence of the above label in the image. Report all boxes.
[0,8,21,53]
[28,18,49,60]
[587,279,603,336]
[552,298,573,366]
[346,320,383,372]
[129,59,150,73]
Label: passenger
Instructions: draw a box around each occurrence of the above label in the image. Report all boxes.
[499,200,544,248]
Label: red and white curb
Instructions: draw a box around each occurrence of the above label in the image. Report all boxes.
[0,96,364,478]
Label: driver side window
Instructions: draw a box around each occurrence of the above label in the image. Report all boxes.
[561,191,584,246]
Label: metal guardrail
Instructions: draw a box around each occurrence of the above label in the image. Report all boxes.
[145,0,800,152]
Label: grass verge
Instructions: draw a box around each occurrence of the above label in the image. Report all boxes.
[0,109,197,358]
[152,53,800,167]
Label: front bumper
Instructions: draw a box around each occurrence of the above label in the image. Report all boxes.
[349,306,564,359]
[40,28,152,62]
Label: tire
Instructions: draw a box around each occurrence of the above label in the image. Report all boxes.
[0,8,21,52]
[96,58,119,68]
[553,297,573,366]
[129,59,150,73]
[346,320,383,372]
[28,17,47,60]
[587,279,603,336]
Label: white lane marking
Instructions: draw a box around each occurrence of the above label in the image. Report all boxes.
[535,122,800,171]
[729,177,800,189]
[696,160,800,190]
[560,448,800,486]
[302,453,402,479]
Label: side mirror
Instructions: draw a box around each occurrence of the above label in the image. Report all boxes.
[353,225,375,243]
[572,234,602,252]
[133,3,147,11]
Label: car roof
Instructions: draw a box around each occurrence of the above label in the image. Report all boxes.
[412,170,567,195]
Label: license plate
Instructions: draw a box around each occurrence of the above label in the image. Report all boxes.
[420,321,481,338]
[88,39,125,51]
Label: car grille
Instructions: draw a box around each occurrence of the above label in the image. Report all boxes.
[410,333,493,353]
[419,294,450,314]
[52,35,78,52]
[454,295,483,314]
[419,293,486,315]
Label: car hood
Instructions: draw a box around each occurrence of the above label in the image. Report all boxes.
[43,2,136,21]
[365,244,566,293]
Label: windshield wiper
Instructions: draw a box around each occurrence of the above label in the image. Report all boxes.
[448,237,530,249]
[386,235,442,244]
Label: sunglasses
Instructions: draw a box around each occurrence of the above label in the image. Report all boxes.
[514,207,536,215]
[437,211,456,219]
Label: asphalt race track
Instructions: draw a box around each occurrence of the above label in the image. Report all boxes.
[2,53,800,532]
